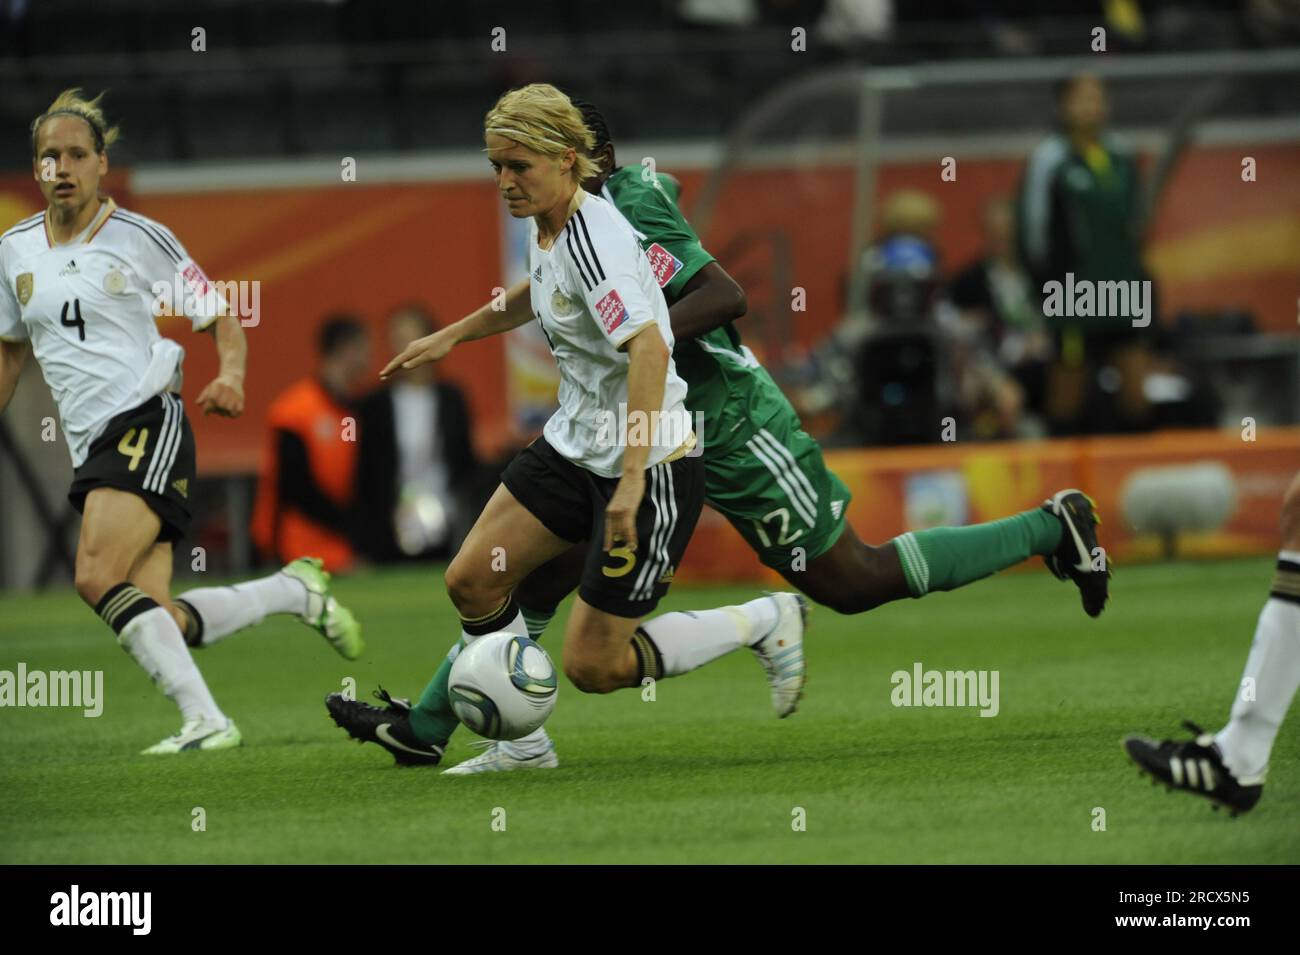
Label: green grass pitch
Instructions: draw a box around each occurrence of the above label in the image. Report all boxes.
[1,557,1296,864]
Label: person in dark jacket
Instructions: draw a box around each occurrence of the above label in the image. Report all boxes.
[353,305,480,562]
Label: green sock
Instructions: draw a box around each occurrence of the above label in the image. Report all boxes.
[408,639,464,745]
[892,508,1062,597]
[408,596,524,745]
[519,605,555,641]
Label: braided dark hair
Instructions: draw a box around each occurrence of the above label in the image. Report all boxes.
[567,95,611,151]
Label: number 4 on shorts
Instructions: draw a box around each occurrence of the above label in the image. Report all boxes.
[117,427,150,471]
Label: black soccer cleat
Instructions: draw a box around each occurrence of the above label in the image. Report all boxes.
[1123,720,1263,816]
[1042,488,1110,617]
[325,687,443,767]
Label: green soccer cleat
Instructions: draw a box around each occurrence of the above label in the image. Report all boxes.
[282,557,365,660]
[141,718,242,755]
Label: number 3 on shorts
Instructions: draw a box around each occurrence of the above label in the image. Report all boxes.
[117,427,150,472]
[602,544,638,578]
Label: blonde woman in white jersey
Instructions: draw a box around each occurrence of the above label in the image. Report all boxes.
[0,90,364,754]
[327,84,808,773]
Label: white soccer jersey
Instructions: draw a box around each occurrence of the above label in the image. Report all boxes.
[529,192,691,478]
[0,198,227,467]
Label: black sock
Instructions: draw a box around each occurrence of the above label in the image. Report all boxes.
[630,626,664,683]
[95,583,159,636]
[175,598,204,647]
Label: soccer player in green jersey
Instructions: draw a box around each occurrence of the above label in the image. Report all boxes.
[338,96,1109,775]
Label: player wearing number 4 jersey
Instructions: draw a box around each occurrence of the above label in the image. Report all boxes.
[0,89,363,754]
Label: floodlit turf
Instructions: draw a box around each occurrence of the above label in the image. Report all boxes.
[1,557,1296,864]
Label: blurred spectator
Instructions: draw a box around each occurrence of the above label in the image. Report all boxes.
[1016,71,1157,435]
[353,305,480,563]
[802,190,954,445]
[947,196,1050,433]
[803,189,1033,443]
[863,189,943,323]
[251,315,370,572]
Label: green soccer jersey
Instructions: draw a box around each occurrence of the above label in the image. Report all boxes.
[602,166,782,453]
[601,165,853,570]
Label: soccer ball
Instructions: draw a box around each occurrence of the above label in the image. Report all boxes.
[448,632,559,740]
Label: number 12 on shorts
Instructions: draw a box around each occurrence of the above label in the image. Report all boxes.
[752,507,804,548]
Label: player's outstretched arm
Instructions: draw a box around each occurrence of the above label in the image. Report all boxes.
[0,339,29,414]
[380,278,533,379]
[196,314,246,417]
[666,261,746,342]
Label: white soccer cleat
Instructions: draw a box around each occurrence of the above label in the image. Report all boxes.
[442,735,559,775]
[141,717,242,755]
[750,592,809,718]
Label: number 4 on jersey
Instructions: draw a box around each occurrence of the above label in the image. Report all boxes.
[60,299,86,341]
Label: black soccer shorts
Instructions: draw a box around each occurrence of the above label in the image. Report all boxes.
[68,392,196,543]
[501,436,704,619]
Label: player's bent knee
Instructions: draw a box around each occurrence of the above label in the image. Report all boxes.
[73,559,123,608]
[444,561,509,617]
[73,570,109,608]
[563,658,621,694]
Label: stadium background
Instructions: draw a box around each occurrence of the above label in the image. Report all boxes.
[0,0,1297,588]
[2,0,1300,869]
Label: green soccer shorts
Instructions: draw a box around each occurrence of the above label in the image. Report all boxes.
[702,403,852,573]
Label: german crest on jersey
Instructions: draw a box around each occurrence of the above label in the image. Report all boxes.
[550,286,578,317]
[16,273,33,306]
[103,269,127,295]
[645,243,683,288]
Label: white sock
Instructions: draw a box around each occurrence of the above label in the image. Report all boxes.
[502,726,552,757]
[118,606,225,724]
[638,597,776,677]
[178,571,308,646]
[461,607,527,647]
[1214,552,1300,781]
